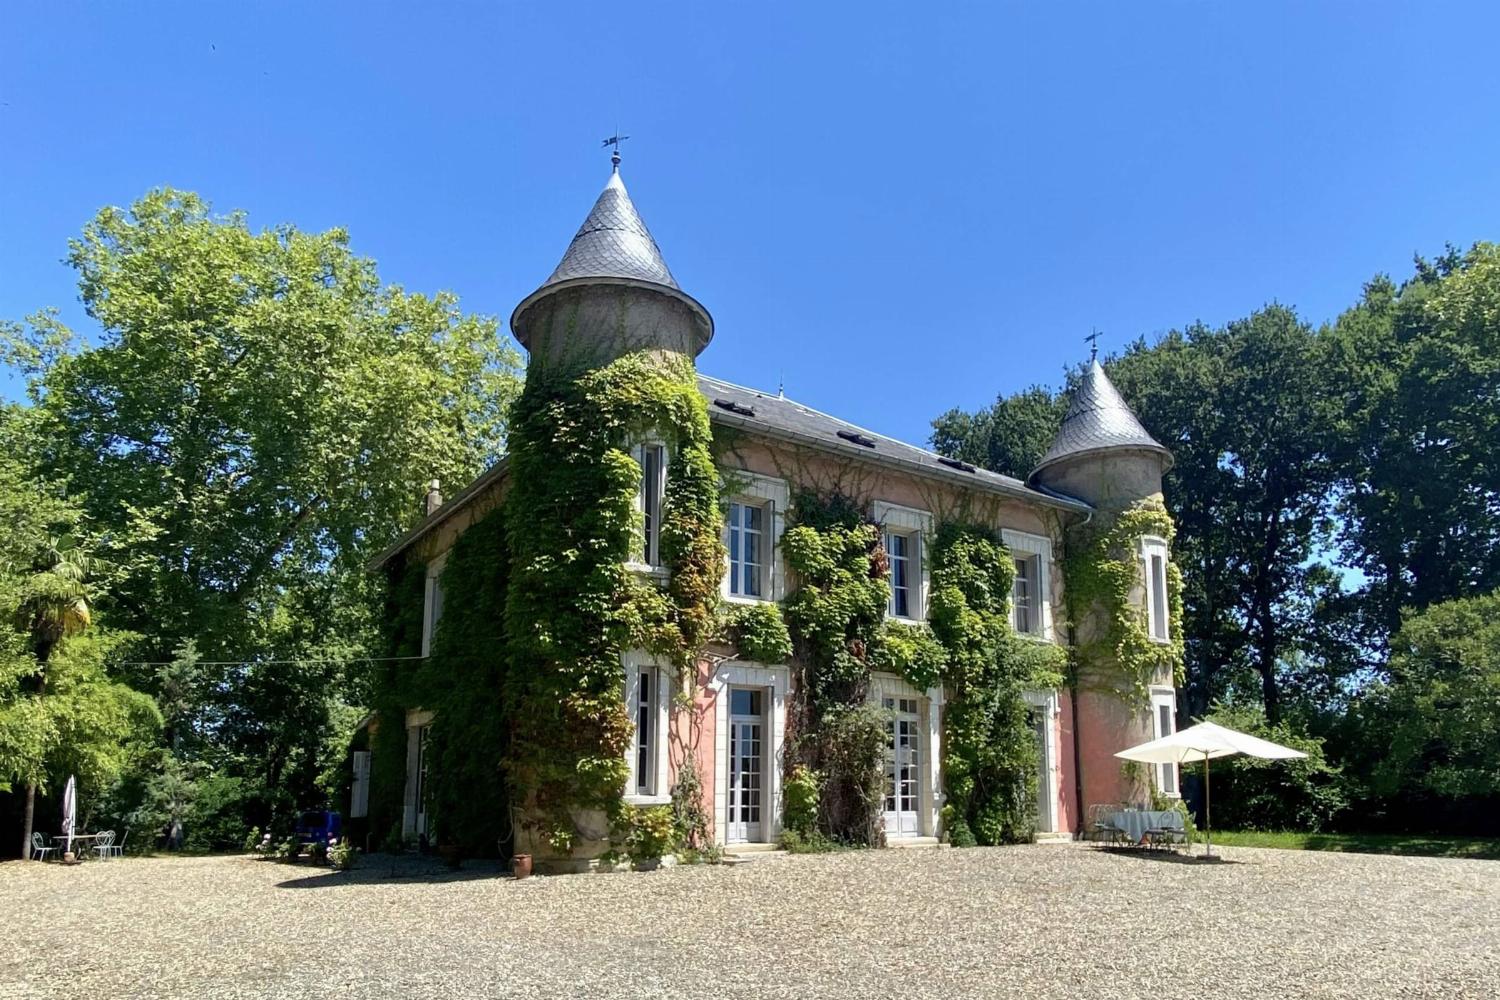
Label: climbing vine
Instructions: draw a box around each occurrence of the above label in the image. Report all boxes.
[502,350,724,855]
[1062,497,1184,703]
[928,523,1065,846]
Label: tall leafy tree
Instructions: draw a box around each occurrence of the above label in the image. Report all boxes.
[1328,244,1500,636]
[3,188,522,833]
[0,406,159,855]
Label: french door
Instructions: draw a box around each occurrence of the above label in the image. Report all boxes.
[726,689,764,843]
[883,697,921,837]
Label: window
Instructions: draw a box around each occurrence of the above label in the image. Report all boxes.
[624,658,669,804]
[727,500,767,598]
[421,555,448,656]
[1142,537,1170,642]
[640,443,666,567]
[1151,689,1178,796]
[350,750,371,819]
[1013,554,1040,635]
[635,669,654,795]
[885,530,915,618]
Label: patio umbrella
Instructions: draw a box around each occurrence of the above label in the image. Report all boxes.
[60,775,77,858]
[1114,721,1306,857]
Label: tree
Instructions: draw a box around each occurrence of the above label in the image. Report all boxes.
[3,188,522,836]
[931,385,1066,481]
[0,408,159,855]
[1328,244,1500,636]
[1352,590,1500,832]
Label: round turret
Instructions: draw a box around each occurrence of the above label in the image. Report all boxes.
[1030,359,1172,510]
[510,166,713,372]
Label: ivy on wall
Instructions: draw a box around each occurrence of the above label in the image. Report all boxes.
[928,523,1065,846]
[502,350,724,854]
[1062,497,1185,703]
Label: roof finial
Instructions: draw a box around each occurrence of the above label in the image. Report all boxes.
[1085,327,1103,362]
[602,132,629,173]
[777,370,785,398]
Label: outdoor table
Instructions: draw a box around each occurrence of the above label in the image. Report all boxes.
[53,833,104,858]
[1104,810,1178,845]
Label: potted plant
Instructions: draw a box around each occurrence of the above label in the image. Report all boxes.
[328,837,356,871]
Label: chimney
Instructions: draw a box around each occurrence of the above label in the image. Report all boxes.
[425,479,443,516]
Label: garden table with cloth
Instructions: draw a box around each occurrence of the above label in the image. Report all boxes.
[53,833,104,858]
[1104,810,1179,845]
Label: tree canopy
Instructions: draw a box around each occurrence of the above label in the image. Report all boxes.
[1,188,521,852]
[933,244,1500,834]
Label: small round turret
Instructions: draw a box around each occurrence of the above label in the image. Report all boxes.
[510,165,713,371]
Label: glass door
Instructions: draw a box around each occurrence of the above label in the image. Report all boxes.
[883,697,921,837]
[727,689,764,843]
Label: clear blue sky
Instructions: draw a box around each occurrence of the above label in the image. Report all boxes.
[3,2,1498,447]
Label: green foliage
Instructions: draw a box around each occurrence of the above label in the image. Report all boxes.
[502,350,723,851]
[929,523,1064,846]
[243,826,262,853]
[930,384,1067,481]
[1200,703,1346,832]
[418,509,512,857]
[781,515,888,708]
[327,837,356,869]
[623,805,678,866]
[800,703,888,845]
[722,602,793,664]
[670,761,713,853]
[783,765,820,837]
[869,620,947,692]
[1362,590,1500,809]
[1063,498,1184,701]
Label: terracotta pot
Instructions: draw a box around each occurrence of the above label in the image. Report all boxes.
[512,853,533,879]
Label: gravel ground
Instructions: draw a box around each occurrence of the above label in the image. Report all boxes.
[2,843,1496,999]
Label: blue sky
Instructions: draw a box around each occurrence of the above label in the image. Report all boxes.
[3,2,1498,447]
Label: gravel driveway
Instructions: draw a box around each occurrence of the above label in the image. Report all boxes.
[3,843,1496,999]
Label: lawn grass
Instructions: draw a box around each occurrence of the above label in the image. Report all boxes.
[1201,829,1500,860]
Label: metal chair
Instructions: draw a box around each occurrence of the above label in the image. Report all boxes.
[92,830,115,860]
[1086,803,1124,846]
[30,832,57,861]
[1145,811,1188,852]
[105,829,127,858]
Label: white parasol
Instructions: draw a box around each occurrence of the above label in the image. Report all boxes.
[1115,721,1306,857]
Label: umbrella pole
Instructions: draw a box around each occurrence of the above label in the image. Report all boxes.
[1204,750,1212,859]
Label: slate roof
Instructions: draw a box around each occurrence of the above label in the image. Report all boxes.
[1032,359,1171,477]
[510,168,713,353]
[368,376,1091,570]
[542,170,680,290]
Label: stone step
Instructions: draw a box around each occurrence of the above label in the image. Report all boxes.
[887,836,942,849]
[1036,833,1075,845]
[722,848,789,865]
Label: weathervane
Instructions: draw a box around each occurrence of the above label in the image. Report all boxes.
[1085,328,1103,362]
[602,132,630,171]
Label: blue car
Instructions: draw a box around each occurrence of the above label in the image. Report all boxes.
[295,810,342,845]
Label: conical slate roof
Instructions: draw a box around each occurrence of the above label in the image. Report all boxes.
[1032,359,1171,477]
[510,165,712,353]
[541,169,681,289]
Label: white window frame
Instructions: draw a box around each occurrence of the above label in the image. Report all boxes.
[1024,689,1061,833]
[629,440,669,573]
[868,671,944,839]
[421,551,449,657]
[720,471,790,603]
[1150,686,1180,798]
[623,651,671,806]
[874,501,933,623]
[710,659,790,845]
[1002,529,1055,641]
[1141,535,1171,644]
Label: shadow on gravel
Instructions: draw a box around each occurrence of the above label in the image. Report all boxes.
[1098,848,1243,866]
[275,855,514,889]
